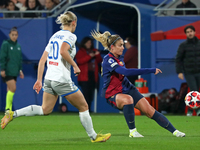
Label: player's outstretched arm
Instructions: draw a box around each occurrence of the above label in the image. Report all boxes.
[115,66,157,76]
[154,68,162,75]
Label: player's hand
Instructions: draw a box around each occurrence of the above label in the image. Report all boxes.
[154,68,162,75]
[0,71,6,78]
[178,73,184,80]
[33,80,42,94]
[19,70,24,79]
[73,66,81,76]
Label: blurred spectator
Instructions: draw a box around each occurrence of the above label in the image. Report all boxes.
[42,0,57,17]
[39,0,60,6]
[124,37,138,85]
[0,0,6,9]
[175,25,200,116]
[4,1,21,18]
[16,0,27,11]
[9,0,18,6]
[0,0,7,18]
[75,37,102,112]
[52,0,60,5]
[24,0,44,18]
[174,0,198,15]
[45,0,56,10]
[38,0,45,6]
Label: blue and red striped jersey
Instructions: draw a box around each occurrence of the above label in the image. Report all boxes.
[101,52,156,99]
[101,52,133,99]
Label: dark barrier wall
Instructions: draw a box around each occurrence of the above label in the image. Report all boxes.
[151,16,200,93]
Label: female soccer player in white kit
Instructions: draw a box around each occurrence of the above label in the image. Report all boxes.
[1,11,111,143]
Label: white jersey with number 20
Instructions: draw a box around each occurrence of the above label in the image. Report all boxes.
[44,30,77,83]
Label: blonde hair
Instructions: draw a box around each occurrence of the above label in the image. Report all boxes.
[56,11,77,29]
[91,30,121,50]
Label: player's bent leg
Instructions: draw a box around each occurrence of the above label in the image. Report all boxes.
[65,90,111,142]
[116,94,133,109]
[14,92,57,118]
[65,90,88,112]
[65,90,97,139]
[1,110,14,129]
[42,92,58,115]
[14,105,44,117]
[135,97,155,118]
[1,92,58,129]
[116,94,143,137]
[136,98,185,137]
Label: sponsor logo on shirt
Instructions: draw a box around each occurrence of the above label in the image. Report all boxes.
[10,47,13,50]
[49,61,58,66]
[111,62,118,68]
[108,58,114,64]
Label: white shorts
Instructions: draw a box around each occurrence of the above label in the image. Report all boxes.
[43,79,79,97]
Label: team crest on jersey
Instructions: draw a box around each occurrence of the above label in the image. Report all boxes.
[108,58,114,64]
[119,61,123,66]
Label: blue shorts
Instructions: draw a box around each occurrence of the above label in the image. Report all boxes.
[106,86,144,110]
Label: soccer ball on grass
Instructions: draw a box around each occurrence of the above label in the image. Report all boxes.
[185,91,200,109]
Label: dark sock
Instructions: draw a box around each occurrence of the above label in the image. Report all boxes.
[151,110,176,133]
[123,104,135,129]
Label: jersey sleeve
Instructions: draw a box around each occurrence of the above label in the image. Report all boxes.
[0,41,8,71]
[104,57,119,72]
[44,39,52,53]
[115,66,156,76]
[64,33,77,48]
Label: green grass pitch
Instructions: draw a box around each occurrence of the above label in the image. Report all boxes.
[0,112,200,150]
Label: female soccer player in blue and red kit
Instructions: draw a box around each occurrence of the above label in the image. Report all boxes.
[91,30,185,137]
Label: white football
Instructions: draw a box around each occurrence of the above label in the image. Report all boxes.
[185,91,200,109]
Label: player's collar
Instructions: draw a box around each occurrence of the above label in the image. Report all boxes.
[109,52,123,59]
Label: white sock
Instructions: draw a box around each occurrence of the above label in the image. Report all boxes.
[79,110,97,140]
[13,105,44,118]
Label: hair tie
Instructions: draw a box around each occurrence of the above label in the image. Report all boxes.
[110,37,120,48]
